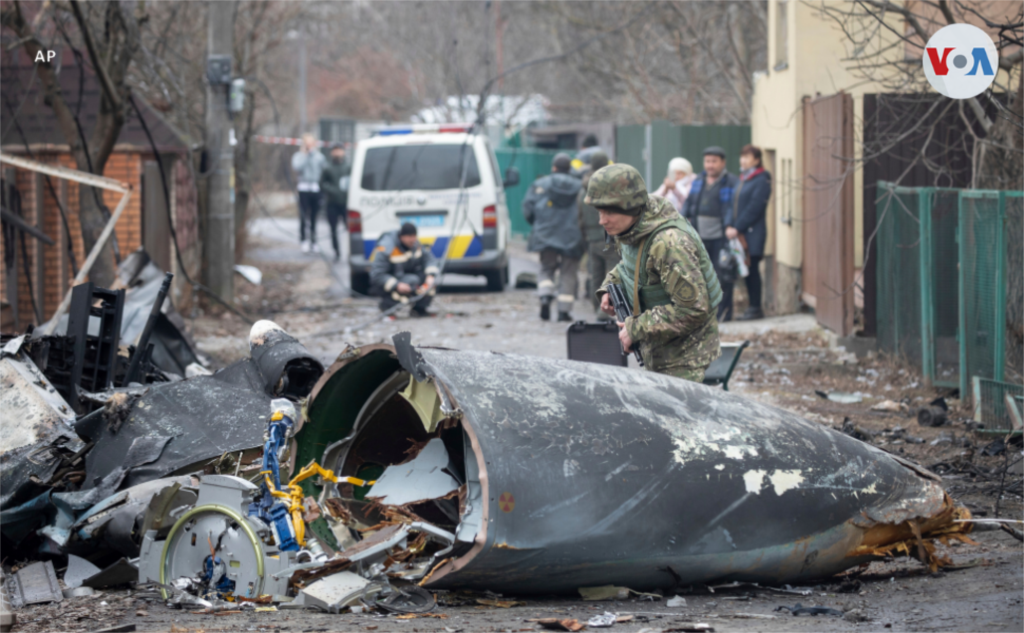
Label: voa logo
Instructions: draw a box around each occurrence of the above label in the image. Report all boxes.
[923,24,998,99]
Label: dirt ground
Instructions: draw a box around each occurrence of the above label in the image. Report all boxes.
[10,213,1021,633]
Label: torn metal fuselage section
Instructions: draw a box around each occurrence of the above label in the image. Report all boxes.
[0,340,83,513]
[81,320,324,494]
[298,335,970,594]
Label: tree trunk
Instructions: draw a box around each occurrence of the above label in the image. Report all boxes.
[76,183,118,287]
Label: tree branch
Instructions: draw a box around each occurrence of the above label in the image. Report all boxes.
[70,0,122,113]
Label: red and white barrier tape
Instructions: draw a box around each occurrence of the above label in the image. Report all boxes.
[252,135,353,148]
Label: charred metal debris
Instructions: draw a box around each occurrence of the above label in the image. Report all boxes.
[2,311,977,616]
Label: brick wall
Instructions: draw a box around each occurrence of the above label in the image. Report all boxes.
[0,151,144,331]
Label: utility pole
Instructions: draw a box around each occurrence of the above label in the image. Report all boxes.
[204,1,234,303]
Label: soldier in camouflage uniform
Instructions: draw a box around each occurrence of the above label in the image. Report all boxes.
[577,151,621,318]
[588,164,722,382]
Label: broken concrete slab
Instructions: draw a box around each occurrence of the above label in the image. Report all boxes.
[7,560,62,607]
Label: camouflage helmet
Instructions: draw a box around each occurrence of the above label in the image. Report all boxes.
[584,164,648,216]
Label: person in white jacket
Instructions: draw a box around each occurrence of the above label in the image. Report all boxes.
[652,157,696,213]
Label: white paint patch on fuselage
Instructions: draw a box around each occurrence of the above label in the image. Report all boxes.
[744,469,768,494]
[769,469,805,496]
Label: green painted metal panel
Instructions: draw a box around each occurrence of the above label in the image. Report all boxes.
[919,189,935,386]
[495,148,562,236]
[615,124,648,176]
[615,122,751,187]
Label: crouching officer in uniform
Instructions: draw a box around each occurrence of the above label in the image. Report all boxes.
[588,164,722,382]
[369,222,439,316]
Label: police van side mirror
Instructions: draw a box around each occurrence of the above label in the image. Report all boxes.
[503,167,520,188]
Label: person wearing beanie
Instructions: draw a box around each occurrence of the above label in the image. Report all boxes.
[577,151,620,318]
[522,153,584,322]
[369,222,439,316]
[587,163,722,382]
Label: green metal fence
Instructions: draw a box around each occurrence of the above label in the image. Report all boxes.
[972,377,1024,434]
[495,147,561,236]
[875,182,1021,399]
[615,122,751,183]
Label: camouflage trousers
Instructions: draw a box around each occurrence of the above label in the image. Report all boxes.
[538,249,580,314]
[654,366,705,383]
[586,241,621,312]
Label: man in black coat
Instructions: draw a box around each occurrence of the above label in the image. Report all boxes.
[320,143,351,262]
[727,145,772,321]
[681,146,741,321]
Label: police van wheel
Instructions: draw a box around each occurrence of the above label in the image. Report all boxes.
[484,267,507,292]
[350,271,370,296]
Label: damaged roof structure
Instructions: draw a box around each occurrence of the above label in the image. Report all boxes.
[3,310,973,617]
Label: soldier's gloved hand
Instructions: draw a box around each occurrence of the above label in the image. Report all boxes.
[617,321,634,352]
[397,282,413,294]
[599,293,615,317]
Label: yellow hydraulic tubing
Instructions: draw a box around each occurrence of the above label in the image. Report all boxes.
[261,463,375,547]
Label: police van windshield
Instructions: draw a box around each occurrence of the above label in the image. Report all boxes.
[361,144,481,191]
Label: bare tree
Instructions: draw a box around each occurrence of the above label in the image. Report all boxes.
[129,0,303,261]
[2,0,145,286]
[815,1,1022,377]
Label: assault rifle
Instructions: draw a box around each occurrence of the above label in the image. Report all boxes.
[607,283,644,367]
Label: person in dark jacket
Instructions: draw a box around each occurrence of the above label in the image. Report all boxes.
[727,144,772,321]
[523,153,583,321]
[369,223,439,316]
[681,146,741,321]
[319,143,351,262]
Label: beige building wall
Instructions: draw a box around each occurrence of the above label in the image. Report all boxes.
[754,1,1015,275]
[753,0,906,275]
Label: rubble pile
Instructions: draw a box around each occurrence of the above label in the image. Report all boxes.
[1,278,980,626]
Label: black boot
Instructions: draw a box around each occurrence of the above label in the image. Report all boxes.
[736,307,764,321]
[540,297,551,321]
[557,311,573,322]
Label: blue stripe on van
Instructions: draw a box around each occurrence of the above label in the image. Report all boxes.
[362,235,483,260]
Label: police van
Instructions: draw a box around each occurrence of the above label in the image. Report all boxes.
[347,123,519,294]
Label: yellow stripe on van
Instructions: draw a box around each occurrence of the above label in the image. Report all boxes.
[447,234,475,259]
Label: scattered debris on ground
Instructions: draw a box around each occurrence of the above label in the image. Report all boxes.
[2,266,1021,632]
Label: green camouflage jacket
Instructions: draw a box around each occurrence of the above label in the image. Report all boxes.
[598,196,720,376]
